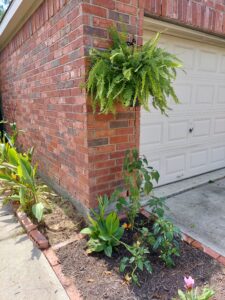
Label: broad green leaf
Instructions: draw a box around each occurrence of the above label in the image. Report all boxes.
[0,173,13,181]
[119,257,129,273]
[17,157,34,187]
[137,259,143,271]
[7,148,19,166]
[104,245,112,257]
[144,261,152,273]
[32,202,44,222]
[80,227,92,235]
[177,290,186,300]
[19,187,26,206]
[105,212,119,234]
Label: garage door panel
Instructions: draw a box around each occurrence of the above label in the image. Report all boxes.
[168,121,189,142]
[195,84,215,104]
[192,119,211,138]
[141,123,163,145]
[216,86,225,103]
[141,31,225,186]
[173,45,196,70]
[190,149,208,169]
[214,118,225,134]
[211,146,225,164]
[166,154,186,176]
[198,49,219,72]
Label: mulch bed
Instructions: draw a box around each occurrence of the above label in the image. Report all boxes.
[57,214,225,300]
[37,181,84,246]
[24,182,225,300]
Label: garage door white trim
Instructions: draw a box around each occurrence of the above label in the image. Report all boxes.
[143,17,225,48]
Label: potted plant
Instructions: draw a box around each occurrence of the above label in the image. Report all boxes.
[86,27,182,114]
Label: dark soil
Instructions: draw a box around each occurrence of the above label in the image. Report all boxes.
[37,180,84,246]
[57,215,225,300]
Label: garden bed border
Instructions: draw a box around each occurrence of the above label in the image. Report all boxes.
[11,204,225,300]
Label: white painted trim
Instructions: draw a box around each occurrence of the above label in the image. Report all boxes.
[0,0,44,51]
[0,0,23,36]
[144,16,225,48]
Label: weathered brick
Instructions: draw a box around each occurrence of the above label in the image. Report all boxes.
[108,11,130,23]
[88,138,108,147]
[110,120,128,128]
[84,25,108,38]
[93,0,115,10]
[82,4,107,18]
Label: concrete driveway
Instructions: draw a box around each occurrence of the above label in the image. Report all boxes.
[148,178,225,257]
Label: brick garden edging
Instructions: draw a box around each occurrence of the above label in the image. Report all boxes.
[15,210,49,249]
[141,207,225,268]
[12,204,84,300]
[44,245,83,300]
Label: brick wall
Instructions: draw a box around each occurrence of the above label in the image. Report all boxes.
[144,0,225,36]
[0,0,144,210]
[0,0,90,213]
[81,0,144,206]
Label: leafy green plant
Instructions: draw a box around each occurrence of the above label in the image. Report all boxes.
[0,148,47,221]
[118,149,159,228]
[81,195,124,257]
[0,122,46,222]
[174,276,214,300]
[119,240,152,285]
[86,27,182,114]
[148,196,168,219]
[148,218,181,266]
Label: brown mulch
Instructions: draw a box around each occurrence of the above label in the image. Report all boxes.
[37,181,84,246]
[57,214,225,300]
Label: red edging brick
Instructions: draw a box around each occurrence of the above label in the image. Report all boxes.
[52,233,85,251]
[15,203,83,299]
[182,232,222,262]
[16,211,37,233]
[141,207,225,268]
[15,209,49,249]
[44,236,83,300]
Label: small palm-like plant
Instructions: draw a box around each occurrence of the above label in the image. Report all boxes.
[86,27,182,114]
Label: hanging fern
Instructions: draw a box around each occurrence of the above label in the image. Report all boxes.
[86,27,182,114]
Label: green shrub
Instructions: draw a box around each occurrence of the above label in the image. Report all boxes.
[81,195,124,257]
[0,122,46,222]
[116,149,160,228]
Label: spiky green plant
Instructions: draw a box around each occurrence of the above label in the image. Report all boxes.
[86,27,182,114]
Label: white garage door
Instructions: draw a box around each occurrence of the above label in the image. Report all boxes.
[140,31,225,186]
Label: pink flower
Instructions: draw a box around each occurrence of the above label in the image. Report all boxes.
[184,276,195,290]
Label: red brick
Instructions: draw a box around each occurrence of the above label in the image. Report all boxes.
[191,240,204,250]
[203,247,220,259]
[44,248,60,266]
[29,229,49,249]
[116,2,137,15]
[217,256,225,266]
[182,234,194,245]
[82,4,107,18]
[110,135,129,144]
[93,0,115,10]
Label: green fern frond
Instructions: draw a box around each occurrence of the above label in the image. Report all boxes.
[86,26,183,114]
